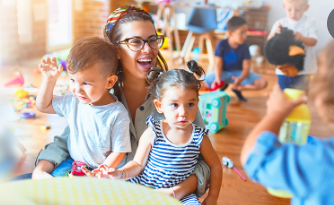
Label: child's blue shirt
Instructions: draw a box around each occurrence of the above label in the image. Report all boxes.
[214,38,250,71]
[244,131,334,205]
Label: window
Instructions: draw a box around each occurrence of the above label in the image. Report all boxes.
[17,0,32,43]
[47,0,72,51]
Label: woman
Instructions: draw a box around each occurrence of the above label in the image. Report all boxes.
[31,5,210,199]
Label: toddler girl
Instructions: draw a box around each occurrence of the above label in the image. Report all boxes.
[84,60,222,205]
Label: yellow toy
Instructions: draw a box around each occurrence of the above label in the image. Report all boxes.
[14,89,29,99]
[41,125,50,131]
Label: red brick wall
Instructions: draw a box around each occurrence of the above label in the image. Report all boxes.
[0,0,111,65]
[0,2,19,65]
[73,0,110,43]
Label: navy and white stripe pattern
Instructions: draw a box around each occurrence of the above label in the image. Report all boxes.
[129,116,208,204]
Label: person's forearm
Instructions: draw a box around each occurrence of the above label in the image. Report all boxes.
[241,112,285,164]
[301,37,317,47]
[214,66,222,81]
[172,174,197,200]
[32,160,55,179]
[207,165,222,199]
[103,152,126,169]
[240,62,250,81]
[36,79,57,112]
[121,160,145,179]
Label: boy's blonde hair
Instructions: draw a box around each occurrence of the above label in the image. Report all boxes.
[310,40,334,124]
[284,0,308,4]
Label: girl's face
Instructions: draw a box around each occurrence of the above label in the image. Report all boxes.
[116,20,159,80]
[154,87,199,130]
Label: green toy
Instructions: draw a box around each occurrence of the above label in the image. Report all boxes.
[198,90,230,133]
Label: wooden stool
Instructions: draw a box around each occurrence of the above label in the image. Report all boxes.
[156,3,181,60]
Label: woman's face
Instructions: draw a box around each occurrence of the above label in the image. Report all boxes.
[117,20,159,80]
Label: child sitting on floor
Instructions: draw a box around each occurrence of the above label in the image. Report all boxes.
[83,61,222,205]
[203,16,267,101]
[34,37,131,177]
[241,40,334,205]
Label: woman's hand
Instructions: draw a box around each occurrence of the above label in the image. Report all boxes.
[155,188,174,198]
[39,57,63,81]
[266,84,307,118]
[202,195,217,205]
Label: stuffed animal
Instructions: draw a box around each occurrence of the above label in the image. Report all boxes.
[265,27,305,77]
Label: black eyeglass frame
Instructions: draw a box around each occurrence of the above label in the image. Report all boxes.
[115,35,165,51]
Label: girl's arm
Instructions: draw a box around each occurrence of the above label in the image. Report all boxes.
[200,135,222,205]
[36,57,63,114]
[240,85,307,164]
[91,128,154,179]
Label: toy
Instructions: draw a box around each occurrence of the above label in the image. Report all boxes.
[198,90,230,133]
[5,71,25,87]
[40,125,50,131]
[71,161,90,176]
[14,89,29,99]
[265,27,305,77]
[155,0,171,3]
[222,156,246,181]
[210,80,225,92]
[20,112,36,119]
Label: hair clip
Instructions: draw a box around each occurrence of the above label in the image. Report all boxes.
[158,72,163,77]
[188,70,194,74]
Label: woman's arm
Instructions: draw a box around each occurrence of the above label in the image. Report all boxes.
[32,160,54,179]
[200,135,222,205]
[33,125,71,179]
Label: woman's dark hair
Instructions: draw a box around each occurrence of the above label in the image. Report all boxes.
[147,60,205,100]
[104,9,168,98]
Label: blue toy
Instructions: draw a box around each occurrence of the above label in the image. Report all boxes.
[198,90,230,133]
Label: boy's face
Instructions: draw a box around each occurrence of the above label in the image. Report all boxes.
[68,63,117,106]
[283,1,309,21]
[229,24,248,45]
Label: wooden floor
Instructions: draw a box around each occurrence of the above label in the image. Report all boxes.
[2,57,334,205]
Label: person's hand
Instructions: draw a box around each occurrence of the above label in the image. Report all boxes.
[294,31,304,42]
[232,76,242,90]
[266,84,307,117]
[275,23,282,34]
[32,170,53,180]
[202,195,217,205]
[155,188,174,198]
[38,57,63,81]
[211,78,222,90]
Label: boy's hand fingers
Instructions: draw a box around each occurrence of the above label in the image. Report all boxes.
[82,166,92,176]
[58,64,63,73]
[46,57,51,64]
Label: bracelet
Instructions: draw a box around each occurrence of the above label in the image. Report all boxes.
[171,188,176,198]
[120,169,125,180]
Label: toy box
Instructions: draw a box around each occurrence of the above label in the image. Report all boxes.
[198,90,230,133]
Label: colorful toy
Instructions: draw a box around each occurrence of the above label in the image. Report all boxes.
[71,161,89,176]
[210,80,225,92]
[5,71,25,87]
[267,88,310,198]
[14,89,29,99]
[20,112,36,119]
[198,90,230,133]
[40,125,50,131]
[222,156,246,181]
[265,27,305,77]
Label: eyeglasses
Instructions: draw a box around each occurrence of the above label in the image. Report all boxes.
[116,35,164,52]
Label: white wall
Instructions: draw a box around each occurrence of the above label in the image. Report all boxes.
[264,0,334,53]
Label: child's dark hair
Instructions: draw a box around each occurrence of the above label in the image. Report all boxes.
[227,16,247,31]
[147,60,205,100]
[66,37,118,78]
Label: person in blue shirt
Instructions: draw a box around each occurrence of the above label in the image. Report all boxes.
[241,40,334,205]
[203,16,267,101]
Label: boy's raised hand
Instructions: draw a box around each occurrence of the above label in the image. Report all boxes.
[39,57,63,81]
[266,84,307,117]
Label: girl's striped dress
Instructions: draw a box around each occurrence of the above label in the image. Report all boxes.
[129,116,209,205]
